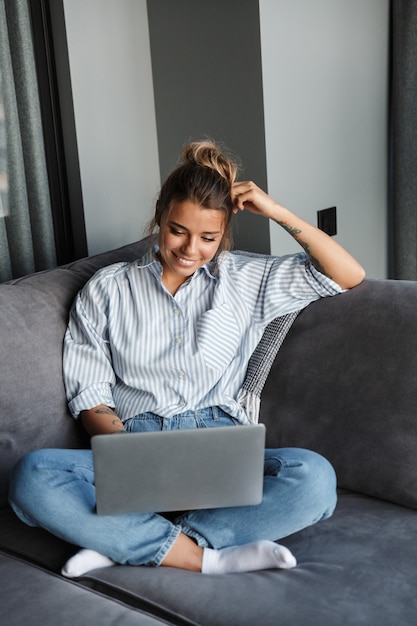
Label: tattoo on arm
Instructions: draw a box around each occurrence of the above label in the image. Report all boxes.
[94,407,117,416]
[299,241,333,280]
[94,407,123,425]
[277,221,302,237]
[278,220,333,280]
[93,407,125,431]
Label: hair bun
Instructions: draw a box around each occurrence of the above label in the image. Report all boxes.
[181,140,238,186]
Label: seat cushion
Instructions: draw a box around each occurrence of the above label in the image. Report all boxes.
[0,507,77,572]
[0,551,176,626]
[36,491,417,626]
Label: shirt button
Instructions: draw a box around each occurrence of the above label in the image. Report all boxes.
[178,370,185,378]
[173,308,180,316]
[175,337,182,346]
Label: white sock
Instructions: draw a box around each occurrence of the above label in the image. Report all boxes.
[61,549,115,578]
[201,540,297,575]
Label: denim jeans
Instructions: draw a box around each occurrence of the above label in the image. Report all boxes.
[8,407,337,567]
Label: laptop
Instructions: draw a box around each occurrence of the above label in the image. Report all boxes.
[92,424,266,515]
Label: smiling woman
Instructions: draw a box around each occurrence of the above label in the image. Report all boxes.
[149,141,238,253]
[147,141,238,295]
[10,138,364,580]
[158,201,225,295]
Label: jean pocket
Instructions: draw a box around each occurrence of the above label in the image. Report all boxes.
[196,414,239,429]
[124,413,163,432]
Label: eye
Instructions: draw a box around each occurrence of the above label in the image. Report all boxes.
[169,227,184,236]
[202,236,216,242]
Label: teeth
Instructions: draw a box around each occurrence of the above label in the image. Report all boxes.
[176,255,194,265]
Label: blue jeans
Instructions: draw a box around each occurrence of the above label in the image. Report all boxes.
[8,408,337,567]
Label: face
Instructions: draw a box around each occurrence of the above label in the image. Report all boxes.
[158,200,225,293]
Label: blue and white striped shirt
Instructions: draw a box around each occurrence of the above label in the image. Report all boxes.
[64,247,343,424]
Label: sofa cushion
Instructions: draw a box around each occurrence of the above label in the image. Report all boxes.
[3,493,417,625]
[69,492,417,626]
[0,551,173,626]
[260,278,417,509]
[0,506,77,572]
[0,240,149,506]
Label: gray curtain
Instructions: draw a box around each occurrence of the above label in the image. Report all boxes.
[390,0,417,280]
[0,0,56,282]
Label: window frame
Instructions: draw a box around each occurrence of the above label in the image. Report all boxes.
[28,0,87,264]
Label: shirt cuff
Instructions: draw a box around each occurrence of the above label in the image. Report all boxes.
[68,383,114,418]
[304,257,346,296]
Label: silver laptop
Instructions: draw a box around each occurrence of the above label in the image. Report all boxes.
[92,424,266,515]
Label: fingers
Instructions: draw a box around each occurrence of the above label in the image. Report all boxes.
[231,181,261,212]
[231,181,276,217]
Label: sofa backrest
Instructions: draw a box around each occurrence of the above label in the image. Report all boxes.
[0,240,149,506]
[2,242,417,513]
[260,278,417,510]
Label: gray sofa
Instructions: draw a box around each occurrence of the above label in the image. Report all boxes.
[1,238,417,626]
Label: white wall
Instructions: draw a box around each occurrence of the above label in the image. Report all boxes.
[260,0,389,278]
[63,0,160,255]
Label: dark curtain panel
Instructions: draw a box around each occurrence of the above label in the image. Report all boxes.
[0,0,56,282]
[390,0,417,280]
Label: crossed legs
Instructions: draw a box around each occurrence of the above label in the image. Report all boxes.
[9,447,336,575]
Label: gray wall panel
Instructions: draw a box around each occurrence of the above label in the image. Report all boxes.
[147,0,270,253]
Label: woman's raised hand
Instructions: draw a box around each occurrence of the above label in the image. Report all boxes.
[231,181,283,220]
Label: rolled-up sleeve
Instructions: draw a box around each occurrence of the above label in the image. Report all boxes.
[63,269,116,418]
[301,254,346,297]
[227,251,345,326]
[261,252,345,321]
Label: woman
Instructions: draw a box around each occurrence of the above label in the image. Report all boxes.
[9,140,365,577]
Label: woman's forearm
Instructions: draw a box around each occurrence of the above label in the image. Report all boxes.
[80,404,125,436]
[272,206,365,289]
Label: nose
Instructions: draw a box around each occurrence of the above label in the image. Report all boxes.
[181,236,197,257]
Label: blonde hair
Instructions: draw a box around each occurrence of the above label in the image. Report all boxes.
[148,139,239,252]
[181,140,238,186]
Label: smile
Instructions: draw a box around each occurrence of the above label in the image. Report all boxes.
[173,252,197,267]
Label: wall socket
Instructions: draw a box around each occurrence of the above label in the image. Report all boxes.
[317,206,337,236]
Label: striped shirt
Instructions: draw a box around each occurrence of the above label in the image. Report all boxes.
[64,246,343,425]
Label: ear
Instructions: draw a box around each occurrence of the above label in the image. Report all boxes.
[219,221,233,253]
